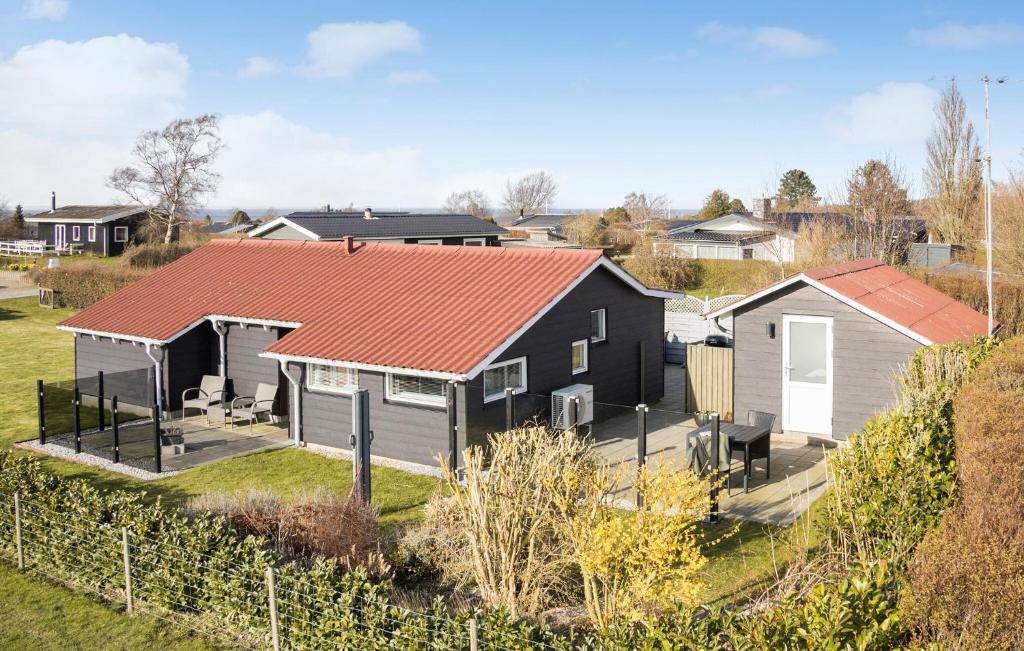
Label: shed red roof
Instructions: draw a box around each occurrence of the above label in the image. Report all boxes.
[707,258,994,345]
[59,239,607,376]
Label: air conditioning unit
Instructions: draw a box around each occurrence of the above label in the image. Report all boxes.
[551,384,594,430]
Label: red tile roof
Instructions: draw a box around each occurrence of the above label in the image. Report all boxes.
[707,258,995,345]
[60,239,607,376]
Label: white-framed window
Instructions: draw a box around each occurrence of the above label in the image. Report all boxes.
[306,363,358,394]
[386,373,447,407]
[571,339,588,375]
[113,226,129,242]
[87,225,96,242]
[590,309,606,343]
[418,239,442,245]
[482,357,527,403]
[463,238,486,246]
[71,225,81,241]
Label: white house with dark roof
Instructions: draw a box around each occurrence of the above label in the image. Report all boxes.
[653,198,927,263]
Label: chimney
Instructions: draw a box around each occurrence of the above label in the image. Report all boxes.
[341,236,357,253]
[752,197,772,222]
[363,207,376,220]
[50,191,56,213]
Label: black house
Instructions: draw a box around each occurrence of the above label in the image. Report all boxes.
[247,208,507,246]
[25,194,146,256]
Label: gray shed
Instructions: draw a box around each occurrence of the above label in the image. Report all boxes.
[705,259,993,441]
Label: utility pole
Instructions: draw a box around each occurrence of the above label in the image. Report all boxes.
[981,75,1005,335]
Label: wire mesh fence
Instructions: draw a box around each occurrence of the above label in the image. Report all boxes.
[0,490,563,651]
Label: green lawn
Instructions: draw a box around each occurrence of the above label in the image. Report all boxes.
[0,562,220,651]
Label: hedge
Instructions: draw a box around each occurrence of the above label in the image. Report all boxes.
[0,452,564,650]
[925,272,1024,337]
[30,265,151,308]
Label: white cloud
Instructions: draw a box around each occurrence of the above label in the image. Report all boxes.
[238,56,283,79]
[697,21,832,57]
[385,69,436,85]
[302,21,421,79]
[909,22,1024,49]
[0,34,188,138]
[22,0,67,21]
[826,82,938,144]
[215,111,427,206]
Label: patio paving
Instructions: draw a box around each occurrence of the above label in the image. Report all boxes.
[588,364,830,526]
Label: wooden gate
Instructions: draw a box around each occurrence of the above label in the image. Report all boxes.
[684,343,734,421]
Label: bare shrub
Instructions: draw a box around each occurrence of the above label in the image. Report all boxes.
[187,488,389,578]
[621,250,703,291]
[437,425,597,618]
[120,241,202,268]
[30,264,152,308]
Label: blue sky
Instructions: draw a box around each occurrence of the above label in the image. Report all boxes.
[1,0,1022,211]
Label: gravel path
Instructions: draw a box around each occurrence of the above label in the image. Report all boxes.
[16,440,178,480]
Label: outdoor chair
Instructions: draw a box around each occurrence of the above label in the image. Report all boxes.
[181,375,226,422]
[685,427,733,495]
[730,410,776,484]
[230,383,278,432]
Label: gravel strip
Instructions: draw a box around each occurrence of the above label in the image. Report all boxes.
[16,440,177,480]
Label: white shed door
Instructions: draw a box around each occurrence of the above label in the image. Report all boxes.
[782,315,833,436]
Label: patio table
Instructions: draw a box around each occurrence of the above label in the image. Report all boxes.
[689,422,771,493]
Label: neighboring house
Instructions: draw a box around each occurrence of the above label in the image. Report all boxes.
[705,258,995,441]
[248,209,507,246]
[58,239,678,470]
[907,242,964,268]
[25,194,145,256]
[503,213,578,242]
[652,198,927,263]
[198,222,256,236]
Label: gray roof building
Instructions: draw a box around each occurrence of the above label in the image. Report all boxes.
[248,209,507,245]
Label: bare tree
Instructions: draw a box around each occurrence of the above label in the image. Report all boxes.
[993,162,1024,274]
[623,192,669,236]
[502,171,558,218]
[845,158,915,265]
[924,81,983,246]
[442,189,491,220]
[108,114,224,244]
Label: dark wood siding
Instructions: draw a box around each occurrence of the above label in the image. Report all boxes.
[165,322,216,410]
[224,324,283,410]
[397,236,501,246]
[731,282,921,440]
[462,265,665,447]
[298,367,457,467]
[75,335,162,407]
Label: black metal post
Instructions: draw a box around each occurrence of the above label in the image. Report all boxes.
[152,405,162,474]
[709,412,721,523]
[36,379,46,445]
[73,386,81,453]
[636,403,648,508]
[350,389,371,503]
[505,387,515,431]
[446,381,458,472]
[639,340,646,403]
[112,396,120,464]
[97,371,105,431]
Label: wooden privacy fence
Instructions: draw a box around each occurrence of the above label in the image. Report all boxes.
[685,343,733,421]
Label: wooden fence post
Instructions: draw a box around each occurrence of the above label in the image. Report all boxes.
[266,567,280,651]
[14,493,24,570]
[469,617,479,651]
[121,527,133,613]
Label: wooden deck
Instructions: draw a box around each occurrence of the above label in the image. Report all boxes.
[86,414,292,472]
[588,364,830,526]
